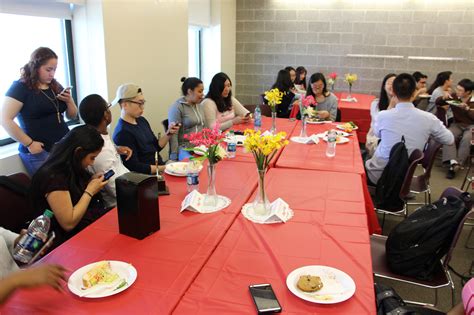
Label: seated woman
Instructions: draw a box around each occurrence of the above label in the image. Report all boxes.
[30,125,109,249]
[268,69,297,118]
[365,73,397,158]
[294,66,307,92]
[305,73,338,121]
[439,78,474,179]
[202,72,250,131]
[168,77,206,161]
[427,71,453,124]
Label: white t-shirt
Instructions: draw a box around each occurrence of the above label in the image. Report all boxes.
[88,133,129,208]
[0,228,19,278]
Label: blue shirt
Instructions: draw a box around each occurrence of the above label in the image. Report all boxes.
[6,80,69,153]
[113,117,164,174]
[366,102,454,184]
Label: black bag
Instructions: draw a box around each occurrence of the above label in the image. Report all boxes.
[386,193,470,280]
[375,283,446,315]
[375,136,409,210]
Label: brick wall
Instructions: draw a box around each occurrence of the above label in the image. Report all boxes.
[235,0,474,105]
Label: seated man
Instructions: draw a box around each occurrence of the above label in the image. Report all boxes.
[112,84,179,175]
[438,79,474,179]
[366,73,454,185]
[79,94,131,208]
[412,71,428,108]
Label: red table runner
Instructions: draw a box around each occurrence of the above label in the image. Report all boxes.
[336,92,376,144]
[174,168,375,314]
[1,162,258,315]
[276,122,381,234]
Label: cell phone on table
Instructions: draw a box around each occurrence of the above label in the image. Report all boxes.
[249,284,282,314]
[103,169,115,181]
[27,232,55,266]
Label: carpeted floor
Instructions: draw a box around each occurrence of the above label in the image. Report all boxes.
[373,156,474,313]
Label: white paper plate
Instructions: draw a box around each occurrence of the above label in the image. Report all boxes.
[286,265,356,304]
[165,162,203,177]
[322,136,350,144]
[446,100,463,106]
[306,118,331,125]
[224,135,246,146]
[336,124,358,131]
[320,130,350,137]
[68,261,137,298]
[418,94,431,99]
[290,136,318,144]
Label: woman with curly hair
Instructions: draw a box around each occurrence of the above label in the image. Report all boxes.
[1,47,77,175]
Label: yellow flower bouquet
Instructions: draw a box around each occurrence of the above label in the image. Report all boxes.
[264,88,283,133]
[344,73,358,101]
[243,129,289,216]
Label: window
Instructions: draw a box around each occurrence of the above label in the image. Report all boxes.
[188,26,202,78]
[0,13,76,146]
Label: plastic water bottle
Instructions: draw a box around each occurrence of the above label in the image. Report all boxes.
[186,161,200,192]
[254,104,262,131]
[13,209,54,264]
[326,129,337,158]
[227,130,237,158]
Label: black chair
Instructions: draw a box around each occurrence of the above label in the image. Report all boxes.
[371,187,473,307]
[336,108,342,122]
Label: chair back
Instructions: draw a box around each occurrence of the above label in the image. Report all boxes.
[421,139,442,173]
[258,95,273,117]
[399,149,424,199]
[439,187,473,268]
[243,104,256,114]
[336,108,342,122]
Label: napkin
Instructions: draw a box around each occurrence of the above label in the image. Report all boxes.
[260,198,293,223]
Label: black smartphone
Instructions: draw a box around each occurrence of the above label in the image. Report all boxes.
[103,169,115,181]
[59,86,73,94]
[234,130,244,136]
[249,284,282,314]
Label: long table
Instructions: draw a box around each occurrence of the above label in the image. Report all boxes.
[276,122,381,234]
[336,92,376,144]
[174,168,376,314]
[0,161,258,314]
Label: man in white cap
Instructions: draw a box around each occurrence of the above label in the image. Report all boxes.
[112,83,179,175]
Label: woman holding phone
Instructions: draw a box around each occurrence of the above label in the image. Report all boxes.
[1,47,77,175]
[202,72,250,131]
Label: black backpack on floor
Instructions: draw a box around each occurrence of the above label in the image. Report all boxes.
[375,136,409,210]
[386,193,470,280]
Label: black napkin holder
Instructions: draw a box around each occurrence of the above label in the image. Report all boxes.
[116,172,160,239]
[156,173,170,195]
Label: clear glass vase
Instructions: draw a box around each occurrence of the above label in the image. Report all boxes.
[252,169,271,217]
[270,111,277,134]
[204,163,218,207]
[348,85,353,101]
[300,115,308,138]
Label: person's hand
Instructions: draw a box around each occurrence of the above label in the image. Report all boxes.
[166,123,180,136]
[317,110,330,119]
[241,114,251,123]
[16,264,67,291]
[85,176,108,195]
[460,103,469,110]
[388,95,398,109]
[443,91,453,100]
[442,105,450,110]
[56,89,73,104]
[27,141,44,154]
[232,116,243,125]
[116,146,133,160]
[14,229,27,247]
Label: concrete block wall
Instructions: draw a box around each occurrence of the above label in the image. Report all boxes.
[235,0,474,105]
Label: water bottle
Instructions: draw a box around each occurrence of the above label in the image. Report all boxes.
[13,209,54,264]
[326,129,337,158]
[186,161,200,192]
[254,104,262,131]
[227,130,237,158]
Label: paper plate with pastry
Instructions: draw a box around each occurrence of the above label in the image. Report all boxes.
[322,136,350,144]
[224,134,246,146]
[306,117,329,124]
[286,265,356,304]
[446,100,463,106]
[68,260,137,298]
[336,122,358,132]
[165,161,203,176]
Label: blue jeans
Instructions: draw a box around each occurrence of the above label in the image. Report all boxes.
[19,150,49,176]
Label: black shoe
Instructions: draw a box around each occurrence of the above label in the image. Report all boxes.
[446,168,456,179]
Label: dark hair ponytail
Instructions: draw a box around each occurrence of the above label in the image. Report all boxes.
[180,77,203,96]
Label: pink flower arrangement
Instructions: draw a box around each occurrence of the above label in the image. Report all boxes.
[302,95,316,107]
[184,124,225,147]
[184,124,227,164]
[329,72,338,80]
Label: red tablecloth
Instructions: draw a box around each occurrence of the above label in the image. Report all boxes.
[223,116,297,167]
[336,92,376,144]
[1,162,258,315]
[174,168,375,314]
[276,123,381,234]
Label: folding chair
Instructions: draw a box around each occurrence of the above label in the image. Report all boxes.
[371,187,473,307]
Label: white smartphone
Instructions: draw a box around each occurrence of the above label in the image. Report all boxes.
[27,232,55,266]
[59,86,73,95]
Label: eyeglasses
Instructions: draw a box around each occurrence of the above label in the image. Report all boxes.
[128,100,146,107]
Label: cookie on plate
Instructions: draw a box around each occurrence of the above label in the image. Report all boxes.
[296,275,324,292]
